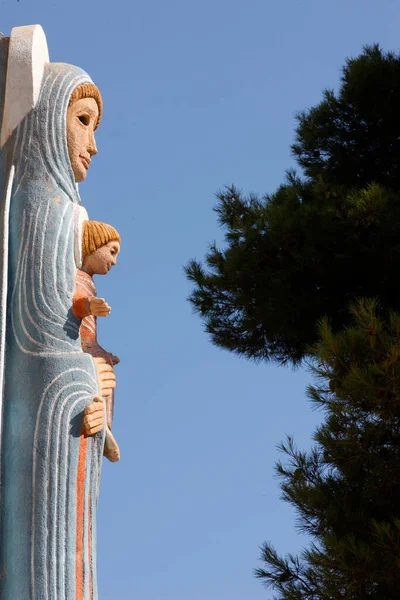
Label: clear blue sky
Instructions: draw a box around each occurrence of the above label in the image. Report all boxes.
[2,1,399,598]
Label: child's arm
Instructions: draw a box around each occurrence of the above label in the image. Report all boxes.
[81,339,114,362]
[84,344,119,366]
[72,286,91,319]
[72,288,111,318]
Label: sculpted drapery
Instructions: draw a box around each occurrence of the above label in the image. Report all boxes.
[0,26,112,599]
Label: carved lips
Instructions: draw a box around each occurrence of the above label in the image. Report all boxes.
[80,155,91,171]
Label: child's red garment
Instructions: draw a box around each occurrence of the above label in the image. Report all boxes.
[72,268,114,427]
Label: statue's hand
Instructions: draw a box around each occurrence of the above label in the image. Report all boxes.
[104,427,121,462]
[83,395,104,436]
[89,297,111,317]
[93,356,116,398]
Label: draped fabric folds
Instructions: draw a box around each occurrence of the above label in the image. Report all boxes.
[0,59,105,600]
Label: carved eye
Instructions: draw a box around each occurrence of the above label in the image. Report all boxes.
[78,115,90,126]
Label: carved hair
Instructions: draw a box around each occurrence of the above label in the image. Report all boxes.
[82,220,120,257]
[69,83,103,129]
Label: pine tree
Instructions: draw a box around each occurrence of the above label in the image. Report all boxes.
[293,45,400,190]
[255,299,400,599]
[186,46,400,365]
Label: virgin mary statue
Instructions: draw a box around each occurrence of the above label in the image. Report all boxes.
[0,25,108,600]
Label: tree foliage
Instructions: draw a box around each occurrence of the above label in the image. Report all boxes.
[186,45,400,365]
[293,45,400,190]
[255,299,400,599]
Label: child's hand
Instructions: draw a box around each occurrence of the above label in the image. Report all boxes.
[89,297,111,317]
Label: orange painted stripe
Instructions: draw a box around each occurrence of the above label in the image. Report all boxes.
[88,494,93,600]
[76,434,88,600]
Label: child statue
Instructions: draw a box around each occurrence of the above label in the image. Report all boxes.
[73,220,121,462]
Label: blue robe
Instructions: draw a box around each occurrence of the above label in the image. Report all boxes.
[0,53,105,600]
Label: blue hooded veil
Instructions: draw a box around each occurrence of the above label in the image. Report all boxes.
[0,53,105,600]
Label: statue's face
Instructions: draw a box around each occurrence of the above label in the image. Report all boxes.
[66,97,99,183]
[82,241,120,276]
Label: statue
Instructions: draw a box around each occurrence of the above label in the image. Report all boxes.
[73,219,121,463]
[0,25,120,599]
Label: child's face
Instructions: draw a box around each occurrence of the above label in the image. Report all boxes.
[82,241,120,276]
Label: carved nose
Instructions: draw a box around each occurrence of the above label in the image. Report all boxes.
[88,131,98,156]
